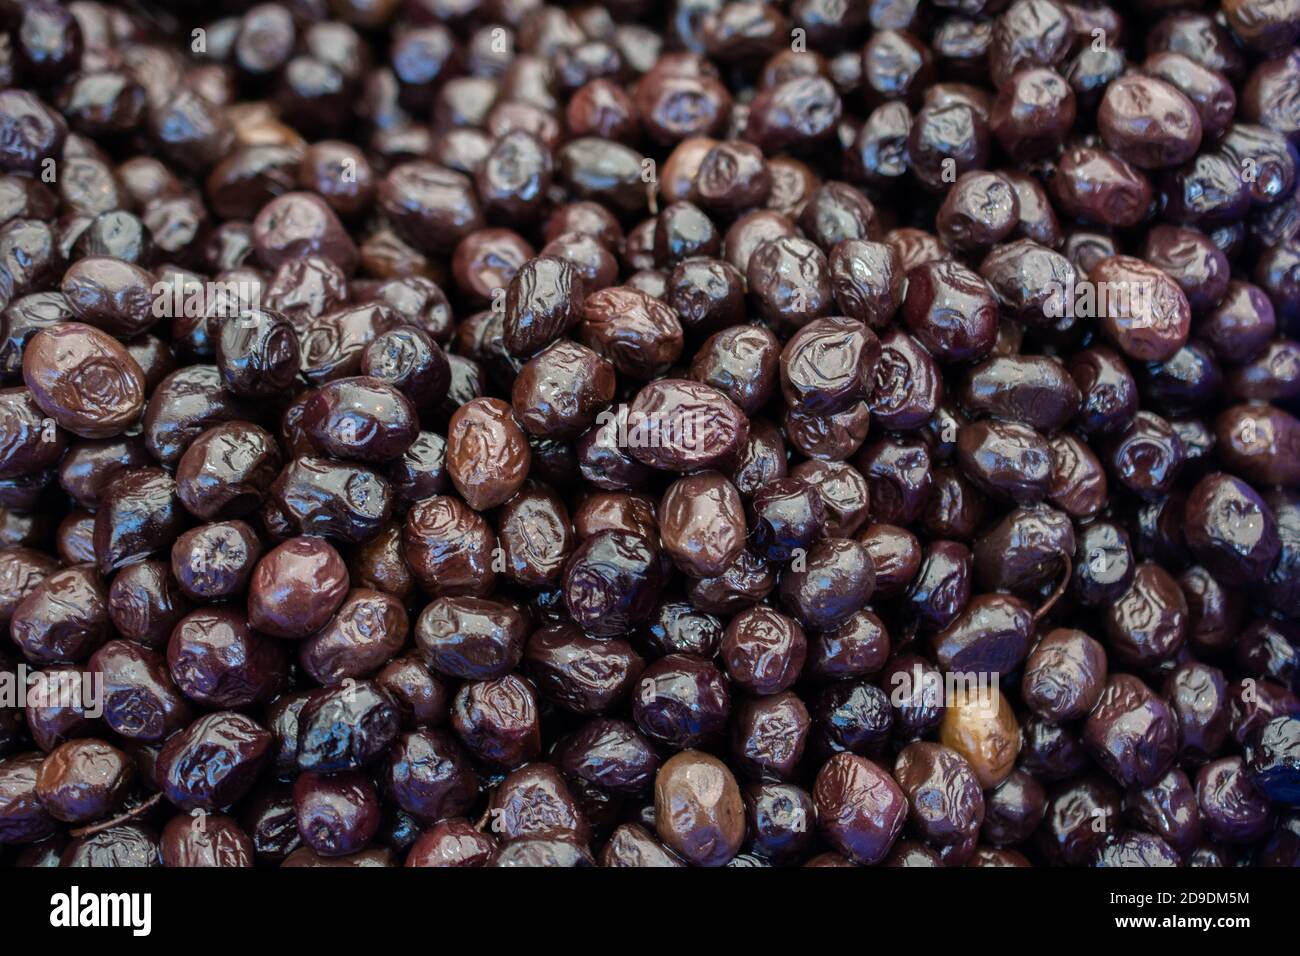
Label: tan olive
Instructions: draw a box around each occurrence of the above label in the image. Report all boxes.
[939,686,1021,789]
[654,750,745,867]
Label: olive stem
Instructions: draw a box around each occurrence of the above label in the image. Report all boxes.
[1032,553,1073,625]
[70,791,164,838]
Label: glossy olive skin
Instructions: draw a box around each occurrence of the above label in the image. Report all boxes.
[813,753,907,865]
[669,257,746,339]
[563,531,668,638]
[302,377,419,464]
[489,763,590,847]
[217,310,300,399]
[142,365,251,465]
[248,536,350,640]
[742,780,816,864]
[417,596,528,682]
[780,316,881,416]
[524,624,644,716]
[1085,675,1180,789]
[813,678,893,756]
[0,753,59,845]
[1069,346,1138,436]
[406,818,497,867]
[870,330,941,432]
[1118,456,1191,552]
[504,255,584,357]
[729,419,789,500]
[960,355,1080,433]
[1215,404,1300,487]
[905,540,972,633]
[167,608,286,709]
[23,662,103,754]
[974,505,1074,596]
[0,388,65,480]
[60,823,163,868]
[1184,472,1281,587]
[743,478,821,567]
[446,397,531,511]
[940,688,1021,789]
[582,286,684,380]
[10,566,109,666]
[512,340,615,440]
[1029,770,1123,868]
[727,689,811,781]
[1048,434,1108,519]
[633,652,730,752]
[1094,831,1182,867]
[375,651,449,730]
[362,325,451,410]
[1122,767,1201,859]
[1105,563,1189,668]
[903,260,998,364]
[54,432,148,510]
[660,471,746,578]
[599,823,684,867]
[784,400,871,462]
[721,607,807,696]
[650,754,743,868]
[35,739,133,824]
[94,467,188,576]
[778,538,876,632]
[495,483,573,589]
[451,674,541,769]
[983,769,1047,848]
[894,742,984,858]
[1163,661,1231,764]
[176,422,282,522]
[1070,520,1136,609]
[805,608,891,684]
[0,550,59,627]
[1100,75,1202,170]
[908,103,990,192]
[159,812,254,868]
[1022,629,1108,723]
[1246,716,1300,804]
[556,718,660,798]
[89,639,194,745]
[689,324,781,416]
[23,323,145,439]
[300,589,408,686]
[158,712,273,811]
[383,728,478,825]
[931,593,1034,676]
[1051,146,1153,229]
[957,420,1052,505]
[294,770,381,857]
[271,457,392,545]
[296,682,401,773]
[856,523,920,597]
[170,520,263,602]
[1197,757,1275,844]
[386,432,450,511]
[403,495,498,598]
